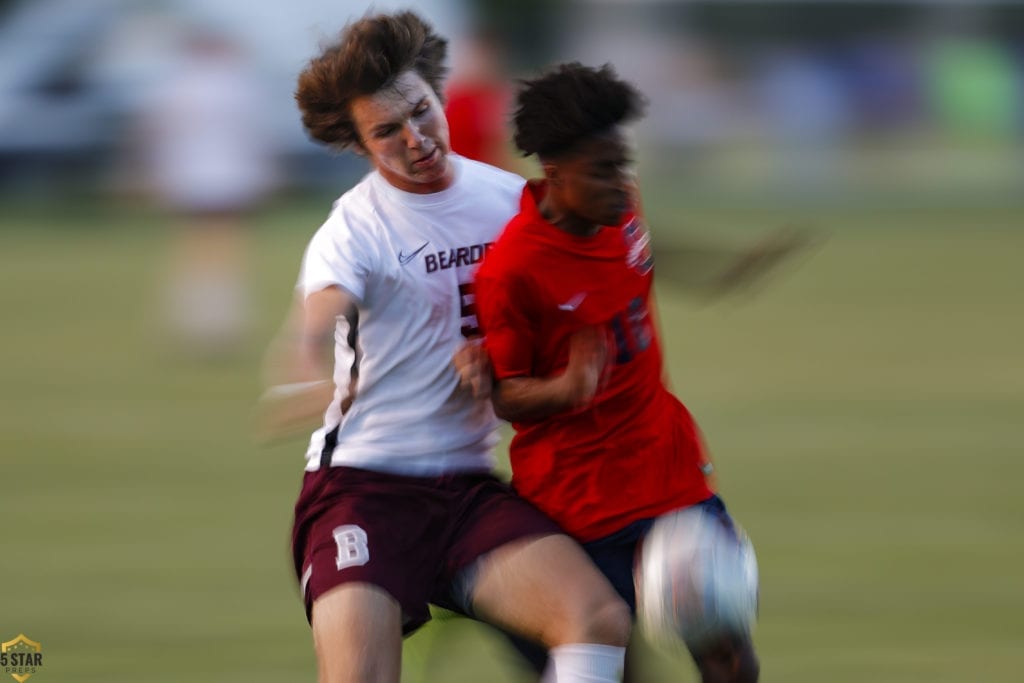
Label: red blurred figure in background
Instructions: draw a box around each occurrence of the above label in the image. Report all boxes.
[444,29,518,172]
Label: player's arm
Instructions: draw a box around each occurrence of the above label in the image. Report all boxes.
[491,327,607,422]
[475,263,608,421]
[656,227,817,295]
[453,336,492,400]
[628,174,817,295]
[258,285,356,441]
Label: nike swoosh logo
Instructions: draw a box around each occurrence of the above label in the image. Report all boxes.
[558,292,587,311]
[398,241,430,266]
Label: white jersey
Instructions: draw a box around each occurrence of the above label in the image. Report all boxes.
[298,155,526,475]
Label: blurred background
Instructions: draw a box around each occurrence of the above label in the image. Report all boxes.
[1,0,1021,681]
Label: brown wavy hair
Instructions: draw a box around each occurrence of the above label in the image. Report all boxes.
[295,11,449,150]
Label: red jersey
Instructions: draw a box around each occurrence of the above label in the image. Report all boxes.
[474,181,713,542]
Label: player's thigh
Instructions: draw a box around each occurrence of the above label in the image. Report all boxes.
[311,582,402,683]
[470,533,631,648]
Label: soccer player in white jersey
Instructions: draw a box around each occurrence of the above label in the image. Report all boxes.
[260,11,631,683]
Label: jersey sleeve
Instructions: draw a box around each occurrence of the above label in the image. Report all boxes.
[475,263,535,380]
[297,208,375,303]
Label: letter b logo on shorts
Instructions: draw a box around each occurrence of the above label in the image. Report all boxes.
[332,525,370,570]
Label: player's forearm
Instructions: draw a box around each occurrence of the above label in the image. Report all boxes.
[265,305,335,385]
[492,376,573,422]
[257,314,336,440]
[291,285,357,383]
[257,287,355,440]
[492,371,593,422]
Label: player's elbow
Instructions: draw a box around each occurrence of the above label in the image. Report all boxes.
[491,381,535,422]
[490,391,519,422]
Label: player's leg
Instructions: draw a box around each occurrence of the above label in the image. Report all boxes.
[579,519,654,683]
[471,533,632,680]
[692,636,759,683]
[495,616,646,683]
[311,583,402,683]
[471,513,653,682]
[672,496,760,683]
[442,476,631,682]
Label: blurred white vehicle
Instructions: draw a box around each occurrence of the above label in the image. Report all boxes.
[0,0,465,192]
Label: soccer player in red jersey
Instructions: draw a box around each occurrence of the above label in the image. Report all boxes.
[472,62,760,682]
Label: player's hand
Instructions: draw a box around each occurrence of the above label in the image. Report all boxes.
[564,326,609,409]
[453,337,492,400]
[255,379,335,444]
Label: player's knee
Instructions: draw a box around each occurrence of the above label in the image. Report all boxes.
[318,652,400,683]
[581,594,632,646]
[544,591,631,648]
[695,637,759,683]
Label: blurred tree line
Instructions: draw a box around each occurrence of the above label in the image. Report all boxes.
[465,0,570,69]
[467,0,1024,57]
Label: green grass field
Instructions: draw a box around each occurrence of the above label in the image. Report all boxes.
[1,194,1021,682]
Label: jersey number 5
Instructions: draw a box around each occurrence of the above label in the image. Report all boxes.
[459,282,479,338]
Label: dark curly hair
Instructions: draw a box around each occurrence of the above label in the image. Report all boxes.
[295,11,448,150]
[513,62,645,159]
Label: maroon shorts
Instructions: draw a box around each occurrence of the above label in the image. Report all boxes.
[291,465,561,633]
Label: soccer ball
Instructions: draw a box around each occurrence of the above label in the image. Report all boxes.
[635,505,759,653]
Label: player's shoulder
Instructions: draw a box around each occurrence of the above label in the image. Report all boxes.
[479,212,540,276]
[322,174,381,228]
[304,174,381,251]
[331,172,380,215]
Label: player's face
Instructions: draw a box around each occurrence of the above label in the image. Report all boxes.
[549,129,633,232]
[351,70,453,194]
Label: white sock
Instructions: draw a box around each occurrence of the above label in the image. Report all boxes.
[543,643,626,683]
